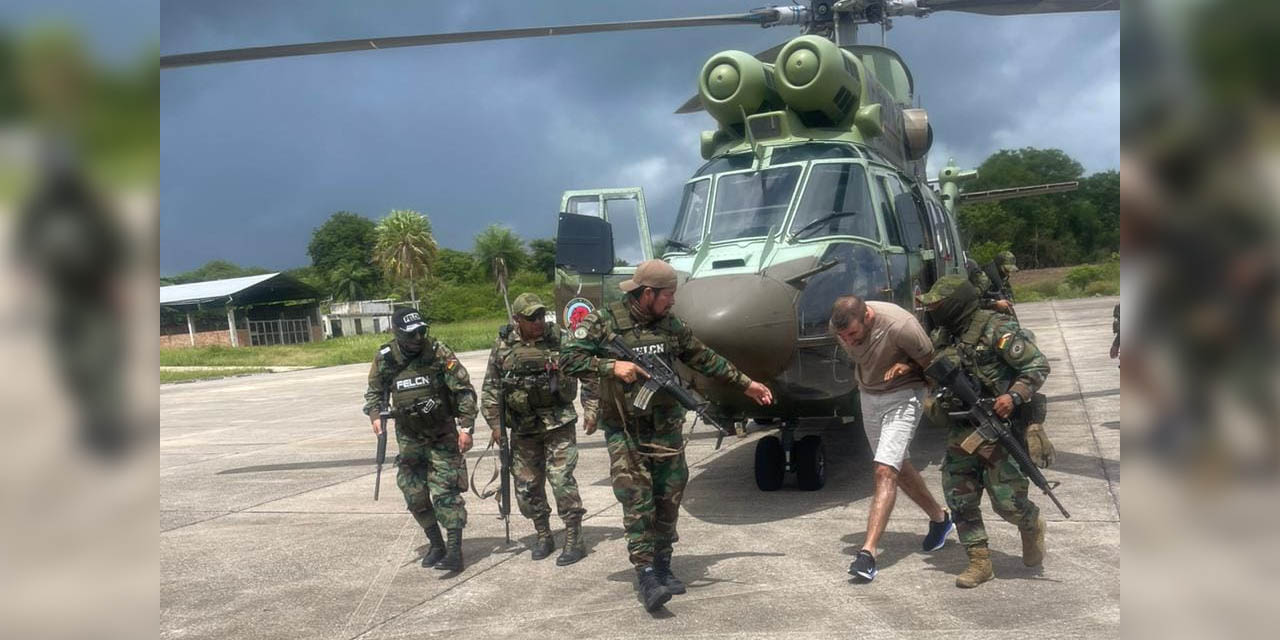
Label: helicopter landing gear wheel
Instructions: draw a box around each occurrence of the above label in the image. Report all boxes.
[754,436,785,491]
[794,435,826,491]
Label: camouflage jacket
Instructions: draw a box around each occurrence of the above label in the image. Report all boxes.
[560,301,750,418]
[480,324,599,434]
[936,309,1049,404]
[968,263,1012,310]
[362,339,478,432]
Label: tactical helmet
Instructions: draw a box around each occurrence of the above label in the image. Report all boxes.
[995,251,1019,274]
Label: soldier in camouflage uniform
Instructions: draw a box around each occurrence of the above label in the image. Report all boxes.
[966,257,1014,315]
[560,260,774,612]
[364,307,478,573]
[992,250,1019,301]
[918,275,1051,588]
[480,292,598,566]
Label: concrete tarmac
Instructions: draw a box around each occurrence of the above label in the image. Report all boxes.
[161,297,1120,639]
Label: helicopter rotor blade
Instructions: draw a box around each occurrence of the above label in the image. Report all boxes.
[161,12,784,69]
[911,0,1119,17]
[673,42,787,115]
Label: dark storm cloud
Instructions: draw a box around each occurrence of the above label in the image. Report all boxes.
[160,1,1118,274]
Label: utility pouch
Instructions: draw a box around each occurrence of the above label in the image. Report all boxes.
[960,429,986,454]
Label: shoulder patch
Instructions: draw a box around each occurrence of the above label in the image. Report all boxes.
[379,346,391,355]
[1009,341,1026,358]
[573,326,588,340]
[996,333,1013,350]
[446,357,459,371]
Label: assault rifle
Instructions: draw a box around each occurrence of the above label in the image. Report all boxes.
[603,335,736,449]
[926,356,1070,519]
[374,389,389,501]
[493,256,514,544]
[495,380,512,544]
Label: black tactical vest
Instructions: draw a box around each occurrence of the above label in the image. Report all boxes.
[383,343,451,431]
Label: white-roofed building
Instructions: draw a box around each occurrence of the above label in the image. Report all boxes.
[160,273,323,348]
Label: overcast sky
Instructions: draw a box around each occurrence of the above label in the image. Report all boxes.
[160,1,1119,275]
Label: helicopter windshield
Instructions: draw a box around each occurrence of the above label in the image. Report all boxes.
[708,166,802,242]
[668,178,709,250]
[789,163,879,241]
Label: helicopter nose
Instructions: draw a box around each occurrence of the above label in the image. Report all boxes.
[673,274,798,381]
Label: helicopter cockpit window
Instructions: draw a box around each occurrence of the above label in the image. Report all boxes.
[708,166,802,242]
[668,179,709,251]
[789,163,878,241]
[694,153,753,177]
[768,143,858,166]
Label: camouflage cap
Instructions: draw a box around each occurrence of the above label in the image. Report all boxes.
[996,250,1019,272]
[619,259,678,293]
[918,274,975,305]
[512,292,547,317]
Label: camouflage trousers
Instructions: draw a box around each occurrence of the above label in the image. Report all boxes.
[602,406,688,568]
[511,423,587,525]
[941,429,1040,549]
[395,425,468,531]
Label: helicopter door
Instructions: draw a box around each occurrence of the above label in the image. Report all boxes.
[554,188,653,329]
[875,171,937,298]
[923,197,959,275]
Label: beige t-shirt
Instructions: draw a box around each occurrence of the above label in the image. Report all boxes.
[839,301,934,394]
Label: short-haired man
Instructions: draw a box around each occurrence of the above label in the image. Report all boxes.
[830,295,953,582]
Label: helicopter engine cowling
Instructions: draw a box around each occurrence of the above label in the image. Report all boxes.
[697,50,783,130]
[774,35,865,129]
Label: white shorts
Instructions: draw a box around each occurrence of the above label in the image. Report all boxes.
[859,386,925,471]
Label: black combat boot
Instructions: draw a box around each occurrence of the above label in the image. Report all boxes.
[653,550,686,594]
[434,528,464,572]
[420,525,446,568]
[555,520,585,566]
[531,518,555,561]
[635,566,672,612]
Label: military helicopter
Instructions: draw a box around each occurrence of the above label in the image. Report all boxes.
[162,1,1116,491]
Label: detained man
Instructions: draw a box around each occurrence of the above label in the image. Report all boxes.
[830,295,953,582]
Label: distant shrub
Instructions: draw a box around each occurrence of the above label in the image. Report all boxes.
[1085,280,1119,296]
[968,241,1011,266]
[1065,264,1106,290]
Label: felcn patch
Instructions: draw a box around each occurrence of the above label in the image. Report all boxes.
[396,376,433,390]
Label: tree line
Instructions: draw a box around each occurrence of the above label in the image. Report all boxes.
[162,211,556,324]
[957,147,1118,268]
[162,146,1118,320]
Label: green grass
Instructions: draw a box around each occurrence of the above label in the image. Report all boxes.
[1013,260,1119,302]
[160,316,507,367]
[160,368,272,383]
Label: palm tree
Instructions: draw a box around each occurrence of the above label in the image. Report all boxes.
[473,224,527,280]
[328,260,372,301]
[374,209,437,304]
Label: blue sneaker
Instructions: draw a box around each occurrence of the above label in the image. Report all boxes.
[849,550,877,581]
[923,510,954,552]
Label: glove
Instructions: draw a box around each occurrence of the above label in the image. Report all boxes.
[1024,423,1055,468]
